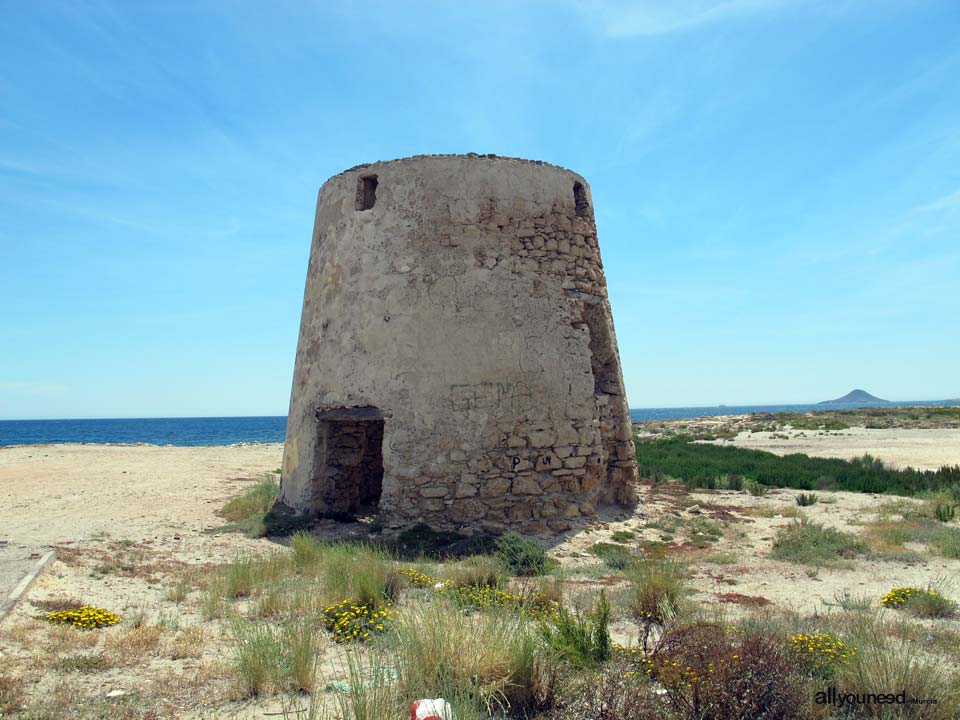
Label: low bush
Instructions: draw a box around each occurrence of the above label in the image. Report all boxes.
[745,479,768,496]
[795,492,818,507]
[788,632,855,678]
[770,519,867,565]
[646,622,805,720]
[553,662,666,720]
[322,599,397,643]
[495,532,549,577]
[636,437,960,495]
[44,606,121,629]
[880,583,957,618]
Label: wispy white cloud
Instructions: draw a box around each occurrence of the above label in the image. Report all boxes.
[915,187,960,214]
[578,0,792,37]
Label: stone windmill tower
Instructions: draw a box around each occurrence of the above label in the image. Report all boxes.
[277,154,636,534]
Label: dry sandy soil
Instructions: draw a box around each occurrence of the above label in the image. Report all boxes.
[1,433,959,717]
[714,426,960,470]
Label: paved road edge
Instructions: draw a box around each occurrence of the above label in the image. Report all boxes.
[0,549,56,625]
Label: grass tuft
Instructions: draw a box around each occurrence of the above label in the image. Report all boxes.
[770,519,867,566]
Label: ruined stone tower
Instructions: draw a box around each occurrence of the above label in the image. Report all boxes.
[278,154,636,534]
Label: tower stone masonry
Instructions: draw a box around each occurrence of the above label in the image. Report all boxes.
[278,154,637,534]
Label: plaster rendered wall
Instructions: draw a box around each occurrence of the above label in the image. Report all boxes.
[279,154,637,534]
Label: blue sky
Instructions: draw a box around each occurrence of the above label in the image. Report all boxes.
[2,0,958,419]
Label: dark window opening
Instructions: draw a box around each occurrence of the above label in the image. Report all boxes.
[313,407,384,517]
[573,181,590,218]
[356,175,378,211]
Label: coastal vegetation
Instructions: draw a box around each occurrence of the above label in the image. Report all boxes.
[636,405,960,441]
[5,430,960,719]
[636,438,960,495]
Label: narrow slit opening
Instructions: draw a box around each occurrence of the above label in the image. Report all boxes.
[573,181,590,218]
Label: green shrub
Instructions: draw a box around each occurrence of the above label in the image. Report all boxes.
[495,532,548,577]
[795,492,818,507]
[609,530,635,543]
[724,474,744,491]
[745,479,768,496]
[588,542,633,570]
[538,591,611,669]
[936,503,957,523]
[770,519,867,566]
[636,437,960,496]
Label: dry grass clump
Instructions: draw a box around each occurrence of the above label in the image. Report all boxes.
[440,554,504,589]
[167,624,207,659]
[229,619,322,697]
[745,505,805,518]
[392,597,557,715]
[552,662,667,720]
[42,622,102,653]
[316,541,404,608]
[104,624,163,665]
[30,596,85,613]
[0,671,24,716]
[834,615,960,719]
[623,559,688,641]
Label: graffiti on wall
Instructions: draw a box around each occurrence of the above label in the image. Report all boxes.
[449,381,533,413]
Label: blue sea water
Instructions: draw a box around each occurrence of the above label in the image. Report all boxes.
[0,416,287,448]
[1,400,957,447]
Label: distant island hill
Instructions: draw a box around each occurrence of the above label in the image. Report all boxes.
[817,389,889,405]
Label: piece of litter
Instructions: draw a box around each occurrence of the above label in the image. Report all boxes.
[411,697,455,720]
[106,690,126,698]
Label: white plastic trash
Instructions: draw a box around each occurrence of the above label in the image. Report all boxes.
[410,697,455,720]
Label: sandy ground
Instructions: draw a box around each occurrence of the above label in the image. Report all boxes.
[714,427,960,470]
[1,435,959,716]
[0,443,283,546]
